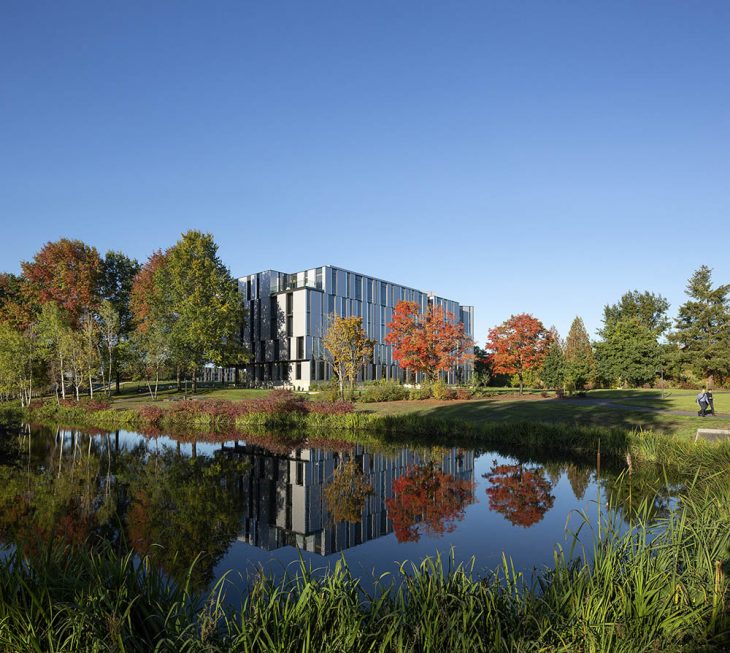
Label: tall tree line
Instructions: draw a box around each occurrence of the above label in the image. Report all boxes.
[484,265,730,391]
[0,231,247,403]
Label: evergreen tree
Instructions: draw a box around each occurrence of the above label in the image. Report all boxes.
[564,317,595,392]
[539,327,565,391]
[669,266,730,385]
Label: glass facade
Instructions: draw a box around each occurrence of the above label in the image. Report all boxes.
[238,266,474,389]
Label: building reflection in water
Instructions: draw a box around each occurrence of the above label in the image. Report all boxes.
[223,442,475,555]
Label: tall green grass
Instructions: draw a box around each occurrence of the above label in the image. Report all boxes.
[1,480,727,652]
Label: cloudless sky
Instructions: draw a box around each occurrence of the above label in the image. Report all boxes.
[2,1,729,343]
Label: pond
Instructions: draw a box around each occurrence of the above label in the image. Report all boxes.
[0,425,677,594]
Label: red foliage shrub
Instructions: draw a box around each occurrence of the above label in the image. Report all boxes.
[137,405,164,426]
[251,389,308,415]
[307,401,354,415]
[84,399,112,411]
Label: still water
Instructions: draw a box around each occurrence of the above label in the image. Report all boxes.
[0,426,674,593]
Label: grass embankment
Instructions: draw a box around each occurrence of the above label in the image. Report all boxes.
[5,385,729,466]
[1,479,727,652]
[16,384,730,441]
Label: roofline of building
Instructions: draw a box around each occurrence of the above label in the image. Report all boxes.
[238,264,472,308]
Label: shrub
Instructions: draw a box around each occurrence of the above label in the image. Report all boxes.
[359,380,409,403]
[432,380,457,400]
[83,399,112,411]
[310,380,341,403]
[409,383,432,400]
[253,389,308,415]
[137,405,165,426]
[307,401,354,415]
[455,387,472,400]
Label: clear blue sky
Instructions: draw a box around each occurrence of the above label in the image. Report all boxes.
[2,1,729,344]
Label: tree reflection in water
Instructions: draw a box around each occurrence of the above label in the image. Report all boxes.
[483,462,555,527]
[324,458,373,524]
[386,462,475,543]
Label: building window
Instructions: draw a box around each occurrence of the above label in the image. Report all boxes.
[286,315,293,337]
[380,282,387,305]
[355,275,362,300]
[297,336,304,359]
[295,362,301,380]
[270,297,279,338]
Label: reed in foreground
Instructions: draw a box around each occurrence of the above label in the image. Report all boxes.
[0,483,727,653]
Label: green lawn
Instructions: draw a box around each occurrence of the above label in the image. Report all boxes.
[357,392,730,440]
[586,388,729,413]
[108,382,273,409]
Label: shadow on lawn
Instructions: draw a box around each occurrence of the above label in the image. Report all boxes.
[409,394,681,434]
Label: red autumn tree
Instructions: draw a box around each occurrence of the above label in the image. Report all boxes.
[486,313,550,393]
[483,462,555,528]
[385,301,474,382]
[21,238,102,323]
[385,463,475,542]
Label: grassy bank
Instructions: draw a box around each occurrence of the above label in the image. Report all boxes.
[0,481,727,652]
[7,394,730,472]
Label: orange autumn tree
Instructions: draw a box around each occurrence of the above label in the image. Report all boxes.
[385,463,475,542]
[385,301,473,382]
[484,462,555,528]
[486,313,550,393]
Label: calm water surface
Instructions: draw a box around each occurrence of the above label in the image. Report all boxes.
[0,425,675,593]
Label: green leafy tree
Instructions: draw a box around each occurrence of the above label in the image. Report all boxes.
[99,251,140,391]
[600,291,670,338]
[540,327,565,391]
[97,300,120,395]
[668,266,730,385]
[470,345,493,387]
[563,317,595,392]
[37,303,73,401]
[164,231,247,391]
[99,251,140,334]
[0,323,40,405]
[595,317,661,387]
[0,273,36,330]
[597,290,669,388]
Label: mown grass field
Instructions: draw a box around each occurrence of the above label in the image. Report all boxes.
[355,391,730,440]
[107,382,272,409]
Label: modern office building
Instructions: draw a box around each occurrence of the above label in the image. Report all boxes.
[233,265,474,390]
